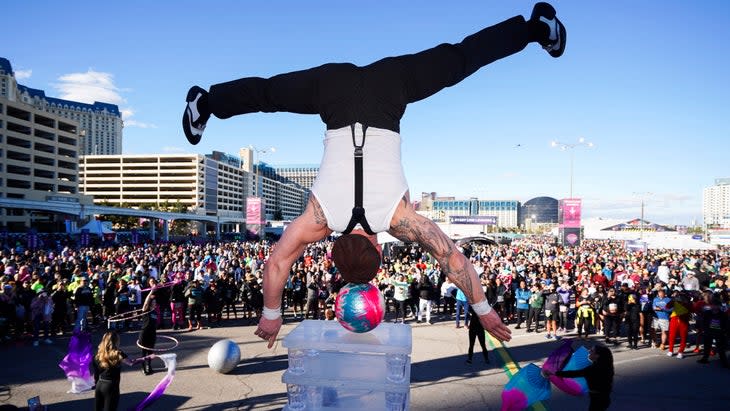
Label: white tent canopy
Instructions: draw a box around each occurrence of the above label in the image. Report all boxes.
[76,220,115,235]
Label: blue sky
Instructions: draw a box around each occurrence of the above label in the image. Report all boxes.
[4,1,729,225]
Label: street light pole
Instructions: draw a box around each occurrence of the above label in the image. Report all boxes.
[570,149,574,199]
[551,137,594,199]
[249,145,276,176]
[633,192,653,240]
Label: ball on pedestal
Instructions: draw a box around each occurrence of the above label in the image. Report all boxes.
[207,339,241,374]
[335,282,385,333]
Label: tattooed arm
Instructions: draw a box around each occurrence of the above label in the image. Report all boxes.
[255,195,332,348]
[388,192,511,341]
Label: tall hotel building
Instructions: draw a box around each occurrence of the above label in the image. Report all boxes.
[1,58,123,155]
[0,58,95,230]
[273,164,319,190]
[703,178,730,228]
[81,150,309,228]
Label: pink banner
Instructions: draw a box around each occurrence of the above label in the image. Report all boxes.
[560,198,582,228]
[246,197,262,225]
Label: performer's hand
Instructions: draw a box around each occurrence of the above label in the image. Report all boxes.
[255,316,283,349]
[479,310,511,342]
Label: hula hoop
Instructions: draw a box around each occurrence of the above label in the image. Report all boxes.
[137,335,179,352]
[107,308,151,323]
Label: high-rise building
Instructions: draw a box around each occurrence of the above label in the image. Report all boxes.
[703,178,730,228]
[238,147,310,219]
[80,154,243,215]
[1,57,123,155]
[1,84,93,230]
[80,151,309,229]
[273,164,319,190]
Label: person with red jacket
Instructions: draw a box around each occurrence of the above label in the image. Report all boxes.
[591,270,609,289]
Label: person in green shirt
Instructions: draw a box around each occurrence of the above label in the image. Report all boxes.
[526,283,544,333]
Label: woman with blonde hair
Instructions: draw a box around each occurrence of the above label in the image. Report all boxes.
[94,331,153,411]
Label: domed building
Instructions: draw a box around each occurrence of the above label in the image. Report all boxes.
[520,196,559,226]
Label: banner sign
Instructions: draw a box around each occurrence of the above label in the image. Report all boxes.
[625,239,648,252]
[246,197,264,238]
[561,227,581,247]
[246,197,263,225]
[27,229,39,249]
[80,229,90,247]
[449,215,497,225]
[559,198,582,228]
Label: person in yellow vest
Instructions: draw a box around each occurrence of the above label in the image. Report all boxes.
[665,290,692,359]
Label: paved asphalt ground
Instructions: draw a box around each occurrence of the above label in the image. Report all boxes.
[1,309,728,410]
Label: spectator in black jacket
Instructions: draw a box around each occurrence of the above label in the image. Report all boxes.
[74,278,93,332]
[601,288,624,345]
[697,295,729,367]
[624,293,641,349]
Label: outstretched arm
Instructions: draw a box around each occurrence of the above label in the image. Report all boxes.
[387,193,511,342]
[255,195,332,348]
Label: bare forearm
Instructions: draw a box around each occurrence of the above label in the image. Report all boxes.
[263,263,289,308]
[388,206,486,304]
[440,251,486,304]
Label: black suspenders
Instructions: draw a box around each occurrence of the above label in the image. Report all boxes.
[342,124,375,235]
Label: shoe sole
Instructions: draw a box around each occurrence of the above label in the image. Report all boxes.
[533,2,566,58]
[550,17,567,58]
[183,86,204,145]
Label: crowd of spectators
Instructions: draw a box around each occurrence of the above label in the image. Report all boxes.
[0,235,728,367]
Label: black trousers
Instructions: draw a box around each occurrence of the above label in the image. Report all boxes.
[468,327,489,362]
[396,300,407,321]
[95,379,120,411]
[208,17,530,132]
[515,308,528,326]
[558,307,570,329]
[604,315,621,340]
[527,307,541,330]
[577,311,593,337]
[442,296,455,314]
[702,330,728,365]
[626,317,640,346]
[589,393,611,411]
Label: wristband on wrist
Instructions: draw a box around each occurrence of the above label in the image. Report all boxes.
[471,299,493,316]
[262,306,282,320]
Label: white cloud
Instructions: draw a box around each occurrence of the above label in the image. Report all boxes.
[55,70,126,106]
[53,69,155,128]
[15,69,32,80]
[124,119,157,129]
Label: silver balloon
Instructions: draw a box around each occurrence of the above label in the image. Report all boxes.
[207,339,241,374]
